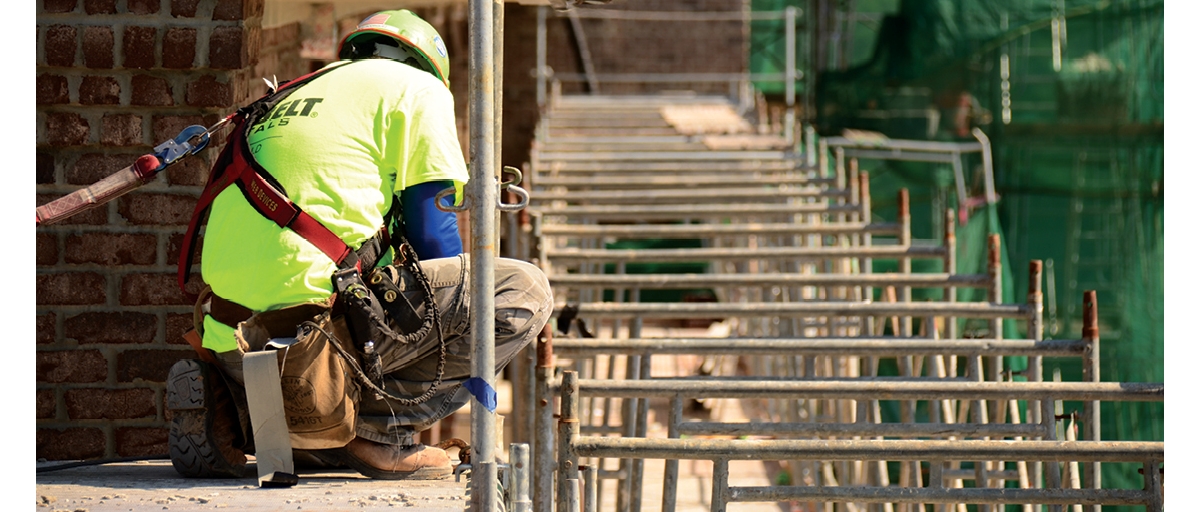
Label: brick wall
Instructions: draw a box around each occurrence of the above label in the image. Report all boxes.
[34,0,302,461]
[34,0,745,462]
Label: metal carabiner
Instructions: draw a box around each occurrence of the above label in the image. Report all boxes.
[152,124,211,168]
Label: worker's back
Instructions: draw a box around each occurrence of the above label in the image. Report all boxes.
[199,58,469,353]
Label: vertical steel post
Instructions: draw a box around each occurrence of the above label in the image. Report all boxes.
[583,464,598,512]
[468,0,498,509]
[558,371,581,512]
[536,5,547,110]
[1081,290,1101,512]
[494,0,504,255]
[1144,460,1163,512]
[711,459,730,512]
[535,328,556,512]
[661,395,683,512]
[784,6,797,144]
[565,477,581,512]
[512,443,533,512]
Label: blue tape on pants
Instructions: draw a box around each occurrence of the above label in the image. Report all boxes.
[464,377,497,412]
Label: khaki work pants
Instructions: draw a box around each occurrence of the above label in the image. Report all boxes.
[351,255,553,447]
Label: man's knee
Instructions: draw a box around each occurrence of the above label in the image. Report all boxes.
[494,259,553,347]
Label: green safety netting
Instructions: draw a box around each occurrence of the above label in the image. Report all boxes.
[751,0,1163,505]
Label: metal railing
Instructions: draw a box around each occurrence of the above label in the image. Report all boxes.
[514,85,1164,512]
[558,370,1165,512]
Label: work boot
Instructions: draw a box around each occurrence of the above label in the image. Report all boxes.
[313,437,452,480]
[166,359,249,478]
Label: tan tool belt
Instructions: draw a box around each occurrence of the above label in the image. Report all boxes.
[190,288,360,450]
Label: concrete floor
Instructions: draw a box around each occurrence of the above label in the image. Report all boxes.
[34,324,788,512]
[36,459,472,511]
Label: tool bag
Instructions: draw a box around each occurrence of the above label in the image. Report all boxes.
[178,62,447,448]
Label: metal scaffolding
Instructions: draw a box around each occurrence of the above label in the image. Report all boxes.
[505,5,1164,511]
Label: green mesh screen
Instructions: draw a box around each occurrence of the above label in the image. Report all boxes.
[758,0,1164,505]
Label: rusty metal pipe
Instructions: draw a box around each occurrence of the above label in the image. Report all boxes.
[554,300,1031,319]
[574,379,1163,402]
[570,436,1164,463]
[1082,290,1101,506]
[550,272,990,289]
[535,203,860,220]
[556,371,580,512]
[552,337,1089,357]
[728,486,1157,507]
[533,327,555,512]
[539,221,901,238]
[547,244,947,264]
[676,421,1043,439]
[530,186,849,203]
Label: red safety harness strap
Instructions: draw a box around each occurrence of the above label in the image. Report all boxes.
[177,63,367,292]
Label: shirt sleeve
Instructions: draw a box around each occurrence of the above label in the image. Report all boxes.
[399,180,463,259]
[395,81,469,195]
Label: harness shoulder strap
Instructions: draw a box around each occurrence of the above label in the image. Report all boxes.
[177,63,372,292]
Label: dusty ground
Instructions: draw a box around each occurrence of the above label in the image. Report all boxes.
[35,459,472,511]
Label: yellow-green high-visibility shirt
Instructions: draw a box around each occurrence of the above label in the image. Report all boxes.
[199,59,469,353]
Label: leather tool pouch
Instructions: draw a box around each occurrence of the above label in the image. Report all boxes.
[232,301,360,450]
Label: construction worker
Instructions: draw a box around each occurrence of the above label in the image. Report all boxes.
[166,9,553,480]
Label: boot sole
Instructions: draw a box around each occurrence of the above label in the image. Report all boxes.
[167,359,248,478]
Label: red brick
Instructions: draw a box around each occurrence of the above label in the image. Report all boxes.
[64,311,158,344]
[36,74,69,105]
[171,0,200,17]
[45,112,89,146]
[117,193,195,226]
[43,0,78,13]
[166,313,194,345]
[82,26,114,69]
[79,75,120,105]
[100,114,143,146]
[67,153,136,184]
[185,74,233,107]
[162,27,196,68]
[168,231,201,268]
[37,193,108,225]
[116,348,195,382]
[128,0,159,14]
[212,0,244,19]
[120,272,198,306]
[44,25,77,67]
[151,114,205,143]
[115,427,169,457]
[36,349,107,383]
[163,153,209,186]
[36,233,58,266]
[36,272,107,305]
[37,152,55,184]
[208,26,246,69]
[122,26,157,69]
[37,313,56,345]
[65,388,156,419]
[37,389,56,419]
[131,74,173,106]
[83,0,116,14]
[65,232,156,266]
[37,428,105,461]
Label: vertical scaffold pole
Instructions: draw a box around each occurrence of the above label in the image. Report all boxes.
[784,6,797,144]
[536,5,547,110]
[1082,290,1101,512]
[468,0,498,509]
